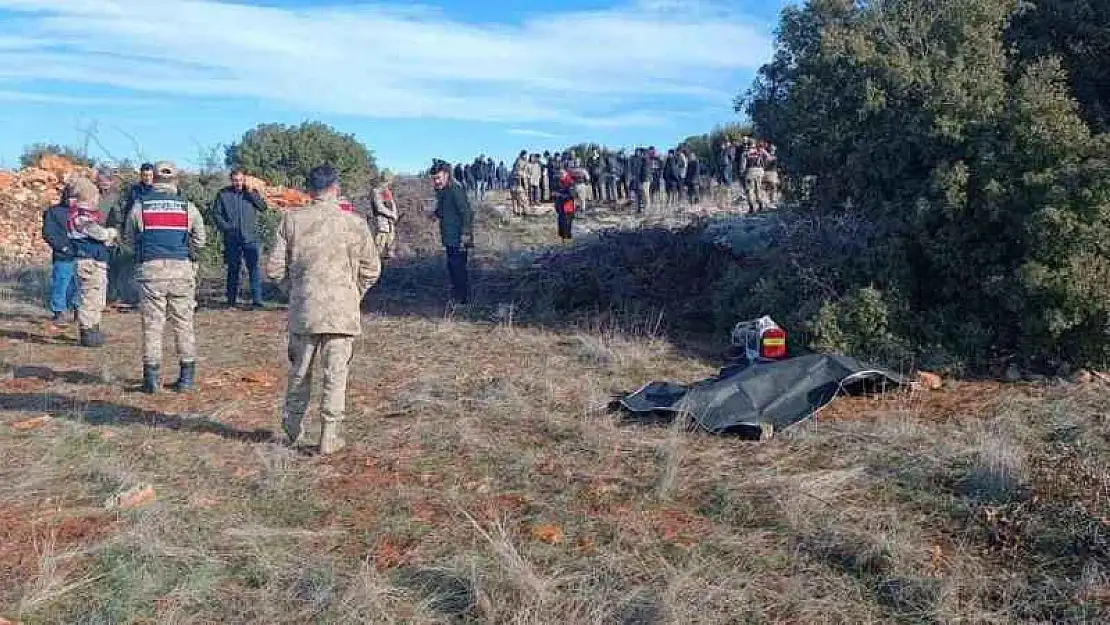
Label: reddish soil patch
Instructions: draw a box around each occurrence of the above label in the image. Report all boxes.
[593,504,714,548]
[0,504,117,599]
[0,378,47,392]
[371,537,415,570]
[817,381,1013,423]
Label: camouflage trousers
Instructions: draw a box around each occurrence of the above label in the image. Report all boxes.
[375,231,395,260]
[76,258,107,330]
[139,272,197,365]
[283,333,355,436]
[746,168,767,212]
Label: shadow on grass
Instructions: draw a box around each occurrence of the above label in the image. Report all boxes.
[0,392,276,444]
[391,567,477,620]
[0,327,76,346]
[0,310,54,324]
[2,362,103,385]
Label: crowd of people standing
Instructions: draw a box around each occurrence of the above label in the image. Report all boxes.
[451,137,780,222]
[439,137,780,242]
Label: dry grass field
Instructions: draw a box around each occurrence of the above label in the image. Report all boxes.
[2,191,1109,624]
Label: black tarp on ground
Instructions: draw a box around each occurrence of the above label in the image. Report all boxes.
[617,354,905,437]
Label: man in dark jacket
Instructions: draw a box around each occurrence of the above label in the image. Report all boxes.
[648,146,662,208]
[213,168,269,309]
[602,152,617,203]
[628,148,650,213]
[685,151,702,205]
[615,151,629,201]
[587,150,603,203]
[42,196,79,325]
[663,149,682,208]
[431,161,474,305]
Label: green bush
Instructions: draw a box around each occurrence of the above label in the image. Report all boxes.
[225,122,377,197]
[811,287,912,366]
[679,122,754,171]
[736,0,1110,370]
[176,170,228,266]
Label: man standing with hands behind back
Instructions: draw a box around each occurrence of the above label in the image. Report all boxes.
[267,165,380,455]
[214,168,269,309]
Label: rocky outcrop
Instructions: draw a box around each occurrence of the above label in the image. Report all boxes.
[0,156,94,262]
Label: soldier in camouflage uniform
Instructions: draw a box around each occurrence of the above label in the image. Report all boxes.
[267,165,381,455]
[123,162,207,394]
[370,172,399,259]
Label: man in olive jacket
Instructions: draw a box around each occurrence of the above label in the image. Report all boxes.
[431,161,474,305]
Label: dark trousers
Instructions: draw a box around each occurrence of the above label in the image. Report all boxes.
[107,248,138,305]
[445,246,470,303]
[225,237,262,305]
[556,209,574,239]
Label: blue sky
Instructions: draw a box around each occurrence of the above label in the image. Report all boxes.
[0,0,787,174]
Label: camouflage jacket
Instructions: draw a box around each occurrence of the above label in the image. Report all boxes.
[266,197,380,336]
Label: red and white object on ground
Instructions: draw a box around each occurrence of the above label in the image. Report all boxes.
[731,316,788,364]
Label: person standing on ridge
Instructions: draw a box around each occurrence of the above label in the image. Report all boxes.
[744,139,772,213]
[685,151,702,206]
[552,163,576,242]
[587,149,603,204]
[663,149,682,208]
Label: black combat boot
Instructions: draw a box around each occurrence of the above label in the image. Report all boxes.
[172,361,195,393]
[141,364,160,394]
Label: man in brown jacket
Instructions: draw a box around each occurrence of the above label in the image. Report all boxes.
[267,165,381,454]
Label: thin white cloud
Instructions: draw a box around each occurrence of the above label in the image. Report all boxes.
[508,128,562,139]
[0,0,773,127]
[0,88,156,107]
